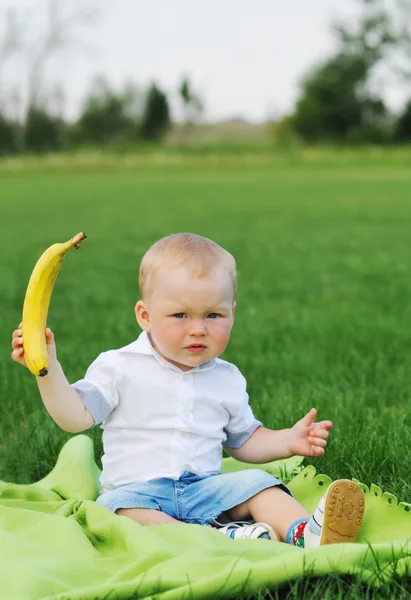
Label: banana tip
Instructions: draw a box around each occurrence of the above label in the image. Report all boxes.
[38,367,48,377]
[72,232,87,249]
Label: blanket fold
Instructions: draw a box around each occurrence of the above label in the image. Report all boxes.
[1,435,410,600]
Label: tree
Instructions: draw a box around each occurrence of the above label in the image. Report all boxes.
[291,0,411,142]
[293,54,368,142]
[75,78,135,145]
[25,0,96,110]
[176,76,203,143]
[23,105,65,153]
[0,113,20,155]
[0,9,22,114]
[395,99,411,140]
[140,83,171,141]
[179,77,203,124]
[0,0,96,153]
[1,1,95,113]
[73,78,145,145]
[292,53,391,142]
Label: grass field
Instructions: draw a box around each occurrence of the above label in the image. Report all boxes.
[1,150,411,598]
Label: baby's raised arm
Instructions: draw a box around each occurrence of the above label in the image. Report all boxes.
[11,324,94,432]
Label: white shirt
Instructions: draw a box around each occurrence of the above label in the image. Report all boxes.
[72,332,261,491]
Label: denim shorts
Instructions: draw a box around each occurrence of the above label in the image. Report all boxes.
[96,469,291,526]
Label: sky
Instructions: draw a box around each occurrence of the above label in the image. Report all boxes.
[0,0,408,122]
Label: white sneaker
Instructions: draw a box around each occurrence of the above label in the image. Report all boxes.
[304,479,365,548]
[218,522,280,541]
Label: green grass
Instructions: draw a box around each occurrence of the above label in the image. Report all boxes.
[1,151,411,598]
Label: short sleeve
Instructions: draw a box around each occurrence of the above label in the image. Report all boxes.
[72,351,119,425]
[223,372,262,448]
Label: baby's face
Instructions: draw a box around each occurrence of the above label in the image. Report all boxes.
[141,265,235,371]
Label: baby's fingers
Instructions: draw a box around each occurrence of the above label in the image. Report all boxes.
[11,347,24,360]
[11,331,23,350]
[45,328,55,344]
[310,427,330,440]
[310,444,325,457]
[11,345,26,367]
[309,436,327,448]
[315,420,333,431]
[11,324,27,366]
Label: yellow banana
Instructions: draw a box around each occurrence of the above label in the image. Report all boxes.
[22,232,87,377]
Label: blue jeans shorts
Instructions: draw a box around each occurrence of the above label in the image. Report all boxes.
[96,469,291,526]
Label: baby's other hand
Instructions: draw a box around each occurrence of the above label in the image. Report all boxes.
[288,408,333,457]
[11,323,57,368]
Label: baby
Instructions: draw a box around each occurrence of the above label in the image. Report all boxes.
[12,233,364,546]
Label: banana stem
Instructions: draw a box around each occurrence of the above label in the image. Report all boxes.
[71,232,87,249]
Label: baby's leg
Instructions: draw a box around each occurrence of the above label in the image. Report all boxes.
[116,507,181,526]
[228,480,364,547]
[228,487,308,541]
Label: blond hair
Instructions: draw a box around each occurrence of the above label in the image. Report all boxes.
[139,233,237,300]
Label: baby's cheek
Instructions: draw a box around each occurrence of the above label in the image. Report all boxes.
[163,329,180,347]
[153,324,177,349]
[171,326,188,347]
[214,324,232,347]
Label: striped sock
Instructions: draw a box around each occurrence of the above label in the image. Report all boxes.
[285,518,309,548]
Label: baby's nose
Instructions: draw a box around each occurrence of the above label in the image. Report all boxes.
[189,319,207,335]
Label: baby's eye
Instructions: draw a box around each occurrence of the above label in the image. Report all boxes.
[207,313,220,319]
[173,313,186,319]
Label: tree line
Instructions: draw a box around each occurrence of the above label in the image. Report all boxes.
[1,0,411,155]
[0,78,175,155]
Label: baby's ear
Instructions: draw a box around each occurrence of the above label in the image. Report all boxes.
[232,302,236,318]
[135,300,150,331]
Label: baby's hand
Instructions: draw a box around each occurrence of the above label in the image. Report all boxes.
[11,323,57,368]
[287,408,333,457]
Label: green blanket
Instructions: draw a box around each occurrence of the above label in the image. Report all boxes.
[1,435,411,600]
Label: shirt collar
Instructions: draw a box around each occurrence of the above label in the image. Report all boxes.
[118,331,216,374]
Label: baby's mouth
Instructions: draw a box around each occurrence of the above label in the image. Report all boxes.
[186,344,207,353]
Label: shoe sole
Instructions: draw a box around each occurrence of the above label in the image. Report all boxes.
[320,480,365,545]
